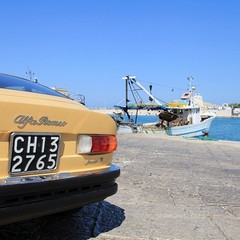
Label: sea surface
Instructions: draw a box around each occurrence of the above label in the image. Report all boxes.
[134,115,240,142]
[208,117,240,142]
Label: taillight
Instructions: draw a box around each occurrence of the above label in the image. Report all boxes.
[77,135,117,154]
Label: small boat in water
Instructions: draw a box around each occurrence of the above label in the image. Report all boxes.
[114,76,215,137]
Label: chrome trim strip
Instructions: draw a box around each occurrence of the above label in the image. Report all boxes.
[1,165,119,186]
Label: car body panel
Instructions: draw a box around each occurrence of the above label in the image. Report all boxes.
[0,88,116,134]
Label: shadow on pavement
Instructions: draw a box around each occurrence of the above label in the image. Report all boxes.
[0,201,125,240]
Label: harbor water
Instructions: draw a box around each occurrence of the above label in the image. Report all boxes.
[208,117,240,142]
[133,115,240,142]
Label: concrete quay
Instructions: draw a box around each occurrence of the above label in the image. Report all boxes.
[0,134,239,240]
[95,134,240,240]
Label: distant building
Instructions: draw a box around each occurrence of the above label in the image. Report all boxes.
[202,102,232,117]
[233,108,240,116]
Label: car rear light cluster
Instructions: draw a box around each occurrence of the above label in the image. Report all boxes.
[77,135,117,154]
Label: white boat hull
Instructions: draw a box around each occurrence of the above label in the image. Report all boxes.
[167,116,215,137]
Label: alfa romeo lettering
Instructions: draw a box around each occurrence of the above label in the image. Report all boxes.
[14,115,67,129]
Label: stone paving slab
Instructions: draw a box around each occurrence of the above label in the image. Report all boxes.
[0,134,239,239]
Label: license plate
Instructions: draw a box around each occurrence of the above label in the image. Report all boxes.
[9,133,60,175]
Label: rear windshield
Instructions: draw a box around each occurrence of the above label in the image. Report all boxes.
[0,73,68,98]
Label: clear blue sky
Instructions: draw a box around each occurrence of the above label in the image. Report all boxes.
[1,0,240,107]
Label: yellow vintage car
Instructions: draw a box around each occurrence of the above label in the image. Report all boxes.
[0,73,120,225]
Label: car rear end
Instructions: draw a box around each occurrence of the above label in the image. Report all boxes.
[0,74,120,225]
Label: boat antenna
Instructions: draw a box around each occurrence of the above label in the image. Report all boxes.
[187,76,194,91]
[187,76,195,106]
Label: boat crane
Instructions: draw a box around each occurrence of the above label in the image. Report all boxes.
[122,75,166,109]
[114,75,168,124]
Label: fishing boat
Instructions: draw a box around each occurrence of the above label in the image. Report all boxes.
[114,76,216,137]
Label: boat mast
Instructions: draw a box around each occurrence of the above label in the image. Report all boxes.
[125,76,129,110]
[123,75,138,122]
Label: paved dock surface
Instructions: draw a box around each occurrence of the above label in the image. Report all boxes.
[1,134,240,240]
[96,134,240,240]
